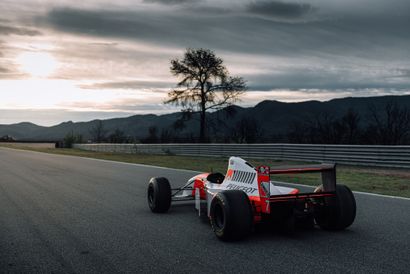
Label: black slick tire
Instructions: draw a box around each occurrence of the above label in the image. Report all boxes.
[210,190,253,241]
[147,177,172,213]
[314,184,356,230]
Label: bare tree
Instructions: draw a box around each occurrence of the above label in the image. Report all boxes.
[341,108,361,144]
[109,128,126,143]
[287,121,308,143]
[288,113,345,144]
[367,102,410,144]
[89,120,107,143]
[231,117,261,143]
[160,128,175,143]
[143,126,159,143]
[304,113,344,144]
[165,48,247,142]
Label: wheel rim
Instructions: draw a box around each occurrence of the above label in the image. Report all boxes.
[148,185,154,208]
[214,203,225,229]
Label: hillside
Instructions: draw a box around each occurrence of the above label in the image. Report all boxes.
[1,95,410,142]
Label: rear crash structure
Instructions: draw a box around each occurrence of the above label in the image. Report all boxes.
[147,157,356,241]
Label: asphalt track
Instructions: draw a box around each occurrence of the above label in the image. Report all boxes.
[0,148,409,273]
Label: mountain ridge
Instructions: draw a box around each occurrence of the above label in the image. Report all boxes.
[1,95,410,141]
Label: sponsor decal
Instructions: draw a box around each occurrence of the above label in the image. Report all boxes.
[231,170,256,185]
[226,169,234,180]
[226,183,258,194]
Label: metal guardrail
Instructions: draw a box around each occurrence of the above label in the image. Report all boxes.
[73,143,410,169]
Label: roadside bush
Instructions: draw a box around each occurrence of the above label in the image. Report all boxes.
[63,132,83,148]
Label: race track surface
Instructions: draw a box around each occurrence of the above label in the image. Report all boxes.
[0,148,409,273]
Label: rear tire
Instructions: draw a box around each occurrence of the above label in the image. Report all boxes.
[147,177,172,213]
[210,190,253,241]
[314,184,356,230]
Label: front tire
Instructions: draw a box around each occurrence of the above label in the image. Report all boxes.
[210,190,253,241]
[314,184,356,230]
[147,177,171,213]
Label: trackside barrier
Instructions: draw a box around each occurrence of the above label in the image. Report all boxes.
[72,143,410,169]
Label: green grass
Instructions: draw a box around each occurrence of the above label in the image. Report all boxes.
[1,143,409,198]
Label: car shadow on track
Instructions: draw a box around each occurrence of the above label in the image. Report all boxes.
[249,225,359,248]
[162,202,357,242]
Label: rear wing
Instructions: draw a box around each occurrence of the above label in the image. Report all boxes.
[254,163,336,214]
[268,163,337,192]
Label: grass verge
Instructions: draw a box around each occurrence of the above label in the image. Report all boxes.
[1,143,409,198]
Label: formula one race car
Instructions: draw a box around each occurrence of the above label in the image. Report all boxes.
[147,157,356,241]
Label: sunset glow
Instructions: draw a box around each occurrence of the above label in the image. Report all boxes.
[0,0,409,125]
[16,52,58,78]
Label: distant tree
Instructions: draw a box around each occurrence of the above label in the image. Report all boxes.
[287,113,345,144]
[207,105,240,142]
[231,117,261,143]
[185,132,197,143]
[63,131,83,148]
[160,128,174,143]
[295,113,344,144]
[287,121,308,143]
[287,104,410,145]
[0,135,15,142]
[318,113,344,143]
[341,108,361,144]
[165,48,247,142]
[109,128,126,143]
[365,102,410,144]
[143,126,159,143]
[89,120,107,143]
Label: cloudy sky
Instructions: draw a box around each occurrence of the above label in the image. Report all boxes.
[1,0,409,125]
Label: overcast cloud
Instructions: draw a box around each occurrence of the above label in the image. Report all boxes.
[38,1,410,87]
[0,0,409,125]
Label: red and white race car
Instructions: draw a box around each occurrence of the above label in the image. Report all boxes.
[147,156,356,241]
